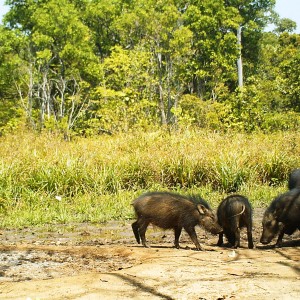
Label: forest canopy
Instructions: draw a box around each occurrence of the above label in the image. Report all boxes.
[0,0,300,137]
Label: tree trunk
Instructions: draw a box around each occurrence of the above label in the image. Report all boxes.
[159,83,167,125]
[157,52,167,125]
[237,25,243,88]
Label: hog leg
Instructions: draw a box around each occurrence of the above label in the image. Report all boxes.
[174,226,183,249]
[131,221,140,244]
[184,226,202,251]
[233,227,240,248]
[138,219,150,248]
[247,224,254,249]
[217,232,224,246]
[275,229,285,247]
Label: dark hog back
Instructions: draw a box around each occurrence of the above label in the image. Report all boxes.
[260,188,300,246]
[217,195,253,248]
[132,191,221,250]
[133,192,200,229]
[288,168,300,190]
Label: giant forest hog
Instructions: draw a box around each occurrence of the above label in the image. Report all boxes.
[288,168,300,190]
[132,192,222,250]
[217,194,254,249]
[260,189,300,247]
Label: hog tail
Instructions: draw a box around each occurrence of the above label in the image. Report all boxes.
[230,205,245,218]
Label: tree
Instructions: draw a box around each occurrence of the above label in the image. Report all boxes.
[278,33,300,111]
[1,0,297,135]
[115,0,195,126]
[184,0,241,98]
[83,0,123,59]
[86,46,158,133]
[0,25,25,133]
[224,0,276,82]
[274,18,297,34]
[4,0,100,137]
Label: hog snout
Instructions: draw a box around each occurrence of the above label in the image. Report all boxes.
[260,231,274,244]
[260,237,271,245]
[211,225,223,235]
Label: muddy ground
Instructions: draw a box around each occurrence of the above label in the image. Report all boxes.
[0,208,299,300]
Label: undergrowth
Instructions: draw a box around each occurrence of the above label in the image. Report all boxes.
[0,129,298,228]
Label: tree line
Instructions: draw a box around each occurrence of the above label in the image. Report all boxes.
[0,0,299,137]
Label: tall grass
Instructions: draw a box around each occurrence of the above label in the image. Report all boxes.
[0,130,298,228]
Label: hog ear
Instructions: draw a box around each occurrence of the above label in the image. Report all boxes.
[197,204,207,215]
[274,206,287,221]
[273,208,281,219]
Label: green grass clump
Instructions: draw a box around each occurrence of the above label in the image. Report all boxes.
[0,130,298,228]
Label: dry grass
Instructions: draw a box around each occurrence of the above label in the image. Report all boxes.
[0,129,298,227]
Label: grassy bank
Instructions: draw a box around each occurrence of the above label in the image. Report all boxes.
[0,130,298,228]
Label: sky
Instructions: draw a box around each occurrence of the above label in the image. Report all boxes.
[272,0,300,32]
[0,0,300,33]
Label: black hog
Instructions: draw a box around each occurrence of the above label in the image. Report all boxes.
[260,189,300,247]
[288,168,300,190]
[131,191,222,250]
[217,195,253,249]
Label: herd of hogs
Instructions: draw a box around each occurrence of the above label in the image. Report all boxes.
[131,169,300,250]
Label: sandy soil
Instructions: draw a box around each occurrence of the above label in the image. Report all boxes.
[0,209,299,300]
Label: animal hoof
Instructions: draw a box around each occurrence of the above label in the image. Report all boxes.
[195,247,203,251]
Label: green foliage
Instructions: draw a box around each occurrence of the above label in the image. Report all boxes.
[179,95,234,130]
[274,18,297,34]
[82,46,159,133]
[0,0,299,135]
[184,1,240,98]
[280,51,300,110]
[0,25,26,133]
[261,112,300,132]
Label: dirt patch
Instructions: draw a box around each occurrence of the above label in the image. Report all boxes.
[0,209,299,299]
